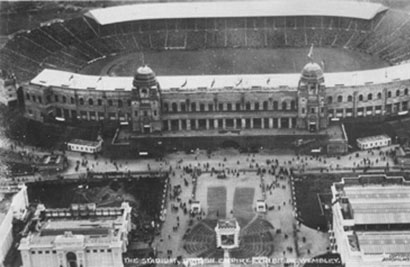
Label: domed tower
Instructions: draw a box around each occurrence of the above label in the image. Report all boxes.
[296,62,328,131]
[131,65,162,133]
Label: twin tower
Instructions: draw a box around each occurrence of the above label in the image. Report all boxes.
[130,62,328,134]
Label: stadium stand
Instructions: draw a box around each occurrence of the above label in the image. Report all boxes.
[3,1,410,82]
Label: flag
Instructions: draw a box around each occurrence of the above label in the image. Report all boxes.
[181,79,187,87]
[235,78,243,87]
[307,43,314,61]
[266,78,270,85]
[210,79,215,88]
[69,75,74,80]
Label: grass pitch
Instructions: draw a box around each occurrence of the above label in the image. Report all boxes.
[81,47,388,77]
[207,186,227,218]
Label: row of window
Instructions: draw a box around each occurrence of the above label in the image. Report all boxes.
[328,101,408,116]
[68,145,99,153]
[163,117,297,130]
[55,108,155,119]
[327,88,409,104]
[30,249,112,255]
[25,94,132,107]
[163,100,297,112]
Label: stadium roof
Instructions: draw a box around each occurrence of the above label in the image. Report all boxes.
[85,0,388,26]
[30,62,410,92]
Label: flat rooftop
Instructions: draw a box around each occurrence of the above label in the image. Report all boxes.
[30,62,410,92]
[356,231,410,254]
[0,193,15,225]
[356,134,391,143]
[85,0,387,25]
[344,185,410,225]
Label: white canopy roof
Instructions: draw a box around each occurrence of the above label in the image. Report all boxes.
[30,62,410,92]
[85,0,387,26]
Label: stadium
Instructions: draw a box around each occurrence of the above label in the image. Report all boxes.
[1,0,410,154]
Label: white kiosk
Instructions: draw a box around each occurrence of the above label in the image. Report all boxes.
[215,219,240,249]
[256,200,267,213]
[190,200,201,214]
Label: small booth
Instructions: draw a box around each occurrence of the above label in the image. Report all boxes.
[215,219,240,249]
[190,201,201,214]
[356,135,391,150]
[256,200,267,213]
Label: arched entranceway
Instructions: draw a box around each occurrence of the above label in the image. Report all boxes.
[66,252,77,267]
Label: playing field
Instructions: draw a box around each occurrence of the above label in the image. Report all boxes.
[233,187,255,227]
[80,47,389,77]
[207,186,227,218]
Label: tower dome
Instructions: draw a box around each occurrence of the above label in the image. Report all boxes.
[301,62,324,82]
[133,65,157,88]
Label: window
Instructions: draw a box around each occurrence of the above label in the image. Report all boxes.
[310,108,315,113]
[98,99,102,106]
[108,99,113,106]
[367,94,372,101]
[54,95,59,102]
[26,93,30,100]
[218,103,223,111]
[52,251,57,254]
[387,91,392,98]
[88,98,93,105]
[172,103,178,112]
[273,101,278,111]
[163,103,169,112]
[191,102,196,112]
[45,251,50,254]
[290,100,296,110]
[46,95,51,103]
[93,250,97,253]
[377,92,382,99]
[181,103,186,112]
[144,111,148,116]
[263,101,268,110]
[38,96,42,104]
[337,95,343,103]
[327,96,333,104]
[347,95,353,102]
[405,88,409,96]
[396,89,400,97]
[281,101,287,110]
[358,95,363,101]
[302,108,305,114]
[62,96,67,103]
[254,102,259,110]
[208,104,213,111]
[134,111,138,117]
[107,249,112,253]
[79,98,84,105]
[118,100,123,107]
[154,110,157,116]
[127,100,131,106]
[227,103,232,111]
[236,103,241,111]
[246,102,251,110]
[71,97,75,104]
